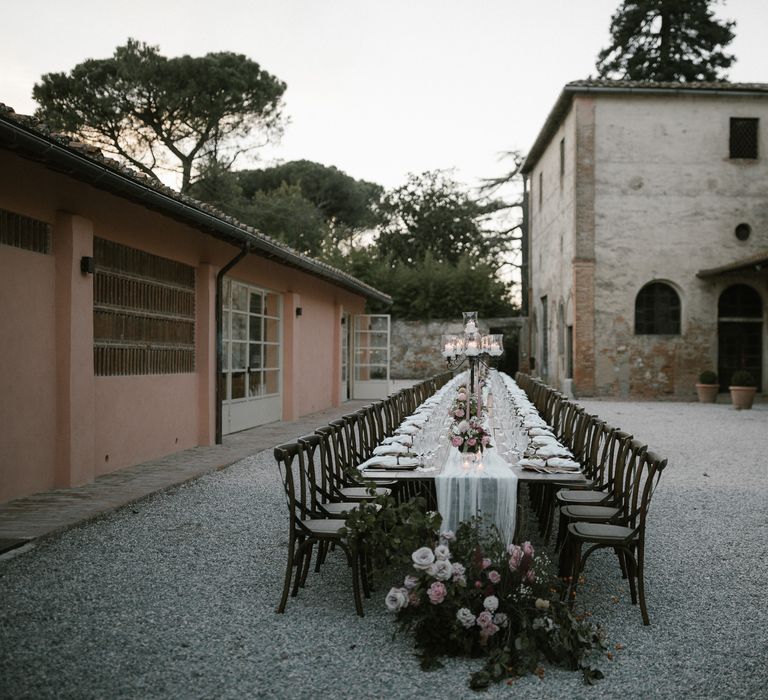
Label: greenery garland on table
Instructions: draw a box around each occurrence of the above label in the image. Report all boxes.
[344,498,606,689]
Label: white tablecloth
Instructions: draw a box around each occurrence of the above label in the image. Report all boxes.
[435,446,518,545]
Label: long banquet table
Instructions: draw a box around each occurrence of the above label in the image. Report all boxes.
[359,370,586,544]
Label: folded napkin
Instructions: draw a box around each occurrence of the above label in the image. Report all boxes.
[534,444,573,459]
[517,457,546,469]
[531,435,559,447]
[382,434,413,446]
[523,418,549,429]
[528,427,555,438]
[359,455,421,470]
[546,457,581,470]
[373,443,410,456]
[395,424,420,435]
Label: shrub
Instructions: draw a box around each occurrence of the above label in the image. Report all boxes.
[698,370,718,384]
[730,370,755,387]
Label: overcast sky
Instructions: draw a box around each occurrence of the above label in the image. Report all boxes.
[2,0,766,189]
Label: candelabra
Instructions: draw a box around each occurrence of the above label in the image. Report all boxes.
[441,312,503,404]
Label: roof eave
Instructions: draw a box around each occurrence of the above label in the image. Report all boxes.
[0,116,392,306]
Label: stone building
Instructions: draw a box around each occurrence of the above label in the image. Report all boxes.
[521,80,768,397]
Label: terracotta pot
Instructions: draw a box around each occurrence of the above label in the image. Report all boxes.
[729,386,757,410]
[695,383,719,403]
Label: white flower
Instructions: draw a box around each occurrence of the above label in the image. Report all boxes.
[457,420,470,434]
[456,607,476,629]
[434,545,451,561]
[428,559,454,581]
[494,612,508,628]
[412,546,435,570]
[483,595,499,613]
[440,530,456,543]
[451,562,466,578]
[535,598,550,610]
[403,575,419,590]
[385,587,409,612]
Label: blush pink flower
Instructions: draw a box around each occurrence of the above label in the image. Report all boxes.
[481,557,492,570]
[524,568,537,584]
[457,392,467,401]
[481,435,491,446]
[427,581,447,605]
[487,570,501,584]
[451,436,463,447]
[476,610,493,627]
[454,408,465,418]
[522,541,535,558]
[467,438,477,447]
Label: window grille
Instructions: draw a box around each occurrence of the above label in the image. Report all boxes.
[0,208,51,254]
[729,118,758,159]
[634,283,681,335]
[93,238,195,375]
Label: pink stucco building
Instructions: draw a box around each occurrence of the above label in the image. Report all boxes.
[0,105,391,504]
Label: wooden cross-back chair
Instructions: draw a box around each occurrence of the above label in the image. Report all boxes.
[274,440,367,616]
[561,450,667,625]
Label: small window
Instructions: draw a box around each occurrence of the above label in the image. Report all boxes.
[729,118,758,159]
[635,282,681,335]
[735,223,751,241]
[0,208,51,254]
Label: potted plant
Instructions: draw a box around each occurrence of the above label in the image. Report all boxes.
[695,371,719,403]
[729,370,757,410]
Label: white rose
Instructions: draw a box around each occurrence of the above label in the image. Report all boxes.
[494,612,508,628]
[403,575,419,590]
[385,587,409,612]
[483,595,499,613]
[434,545,451,561]
[535,598,550,610]
[412,546,436,570]
[440,530,456,543]
[431,559,453,581]
[458,420,470,434]
[456,607,476,629]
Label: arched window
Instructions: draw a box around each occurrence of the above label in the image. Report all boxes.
[635,282,681,335]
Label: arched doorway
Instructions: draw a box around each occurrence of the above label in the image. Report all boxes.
[718,284,763,392]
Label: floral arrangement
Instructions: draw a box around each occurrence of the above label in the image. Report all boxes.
[449,386,477,420]
[449,416,492,453]
[385,520,606,689]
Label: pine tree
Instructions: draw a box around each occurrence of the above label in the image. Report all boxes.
[596,0,736,82]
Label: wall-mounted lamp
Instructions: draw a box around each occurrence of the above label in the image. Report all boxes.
[80,256,95,275]
[295,307,303,317]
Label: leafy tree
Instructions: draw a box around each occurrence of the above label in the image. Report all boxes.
[376,171,509,269]
[33,39,286,192]
[596,0,736,82]
[236,160,382,244]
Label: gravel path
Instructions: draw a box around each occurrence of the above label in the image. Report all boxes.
[1,400,766,699]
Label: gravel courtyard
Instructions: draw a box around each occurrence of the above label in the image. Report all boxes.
[1,399,766,699]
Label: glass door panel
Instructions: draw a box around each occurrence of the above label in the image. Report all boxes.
[352,314,390,399]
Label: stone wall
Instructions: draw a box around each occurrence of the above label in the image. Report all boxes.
[390,318,524,379]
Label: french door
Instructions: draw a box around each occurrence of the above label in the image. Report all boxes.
[221,279,282,433]
[352,314,390,399]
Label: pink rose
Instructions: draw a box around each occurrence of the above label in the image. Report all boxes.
[524,569,536,584]
[481,435,490,446]
[522,541,535,558]
[451,436,463,447]
[457,392,467,401]
[467,438,477,447]
[508,546,523,571]
[427,581,447,604]
[454,408,465,418]
[476,611,493,627]
[488,570,501,584]
[481,558,492,570]
[475,580,483,589]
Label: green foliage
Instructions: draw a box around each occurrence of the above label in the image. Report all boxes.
[698,370,718,384]
[596,0,736,82]
[236,160,382,238]
[730,370,755,387]
[341,495,442,574]
[356,255,516,319]
[33,39,286,192]
[376,171,504,267]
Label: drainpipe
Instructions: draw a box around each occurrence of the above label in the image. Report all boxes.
[215,245,250,444]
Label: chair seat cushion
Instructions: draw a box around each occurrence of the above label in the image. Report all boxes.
[301,519,346,535]
[569,521,636,541]
[320,502,359,517]
[557,489,610,504]
[340,486,391,500]
[561,505,619,521]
